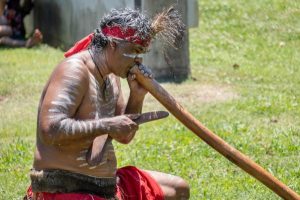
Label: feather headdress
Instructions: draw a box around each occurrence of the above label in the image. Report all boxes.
[151,6,186,49]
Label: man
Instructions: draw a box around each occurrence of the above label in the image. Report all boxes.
[25,8,189,200]
[0,0,42,47]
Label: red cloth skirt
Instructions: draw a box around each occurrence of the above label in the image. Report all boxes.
[26,166,164,200]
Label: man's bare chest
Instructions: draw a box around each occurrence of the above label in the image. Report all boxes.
[76,74,119,120]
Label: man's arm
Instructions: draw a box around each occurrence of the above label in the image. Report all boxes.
[114,76,145,115]
[39,62,136,145]
[111,66,149,143]
[125,92,145,114]
[125,69,149,114]
[39,63,104,145]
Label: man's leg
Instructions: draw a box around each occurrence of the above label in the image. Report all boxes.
[0,15,8,25]
[25,29,43,48]
[0,36,27,47]
[0,24,12,37]
[0,29,42,47]
[144,170,190,200]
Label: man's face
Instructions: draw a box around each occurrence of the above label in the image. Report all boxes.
[110,40,148,78]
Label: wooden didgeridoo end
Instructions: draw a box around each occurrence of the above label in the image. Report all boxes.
[131,65,300,200]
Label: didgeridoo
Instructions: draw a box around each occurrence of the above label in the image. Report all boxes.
[131,66,300,200]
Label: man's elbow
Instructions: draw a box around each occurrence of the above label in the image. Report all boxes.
[39,124,61,145]
[117,139,132,144]
[115,133,136,144]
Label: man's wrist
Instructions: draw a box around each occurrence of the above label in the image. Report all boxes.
[95,118,112,134]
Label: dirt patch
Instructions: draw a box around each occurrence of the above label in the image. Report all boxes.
[0,96,6,102]
[174,84,239,103]
[143,83,239,111]
[121,80,239,111]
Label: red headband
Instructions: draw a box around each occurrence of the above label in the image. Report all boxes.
[103,26,151,47]
[64,26,151,57]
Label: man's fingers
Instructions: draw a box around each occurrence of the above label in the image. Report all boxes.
[130,74,136,80]
[141,65,152,78]
[130,64,153,79]
[129,64,139,74]
[126,114,141,120]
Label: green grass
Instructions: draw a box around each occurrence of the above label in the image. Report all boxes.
[0,0,299,199]
[0,46,63,199]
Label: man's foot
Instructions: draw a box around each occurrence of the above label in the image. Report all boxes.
[26,29,43,48]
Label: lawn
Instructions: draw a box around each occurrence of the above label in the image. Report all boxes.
[0,0,299,199]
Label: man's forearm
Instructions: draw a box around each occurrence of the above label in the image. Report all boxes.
[125,93,145,114]
[42,117,110,145]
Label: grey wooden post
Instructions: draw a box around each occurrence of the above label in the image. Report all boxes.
[141,0,190,81]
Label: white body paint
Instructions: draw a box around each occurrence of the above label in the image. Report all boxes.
[47,61,119,173]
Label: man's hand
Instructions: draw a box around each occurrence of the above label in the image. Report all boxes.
[103,115,139,144]
[127,64,153,97]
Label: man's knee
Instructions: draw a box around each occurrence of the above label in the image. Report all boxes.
[0,25,12,37]
[146,170,190,199]
[174,177,190,199]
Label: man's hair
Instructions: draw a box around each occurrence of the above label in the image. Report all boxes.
[90,7,185,52]
[91,8,152,51]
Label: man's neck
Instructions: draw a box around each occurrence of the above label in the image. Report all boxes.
[89,48,110,80]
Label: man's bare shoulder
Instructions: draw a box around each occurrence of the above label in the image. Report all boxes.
[61,56,88,72]
[51,56,90,81]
